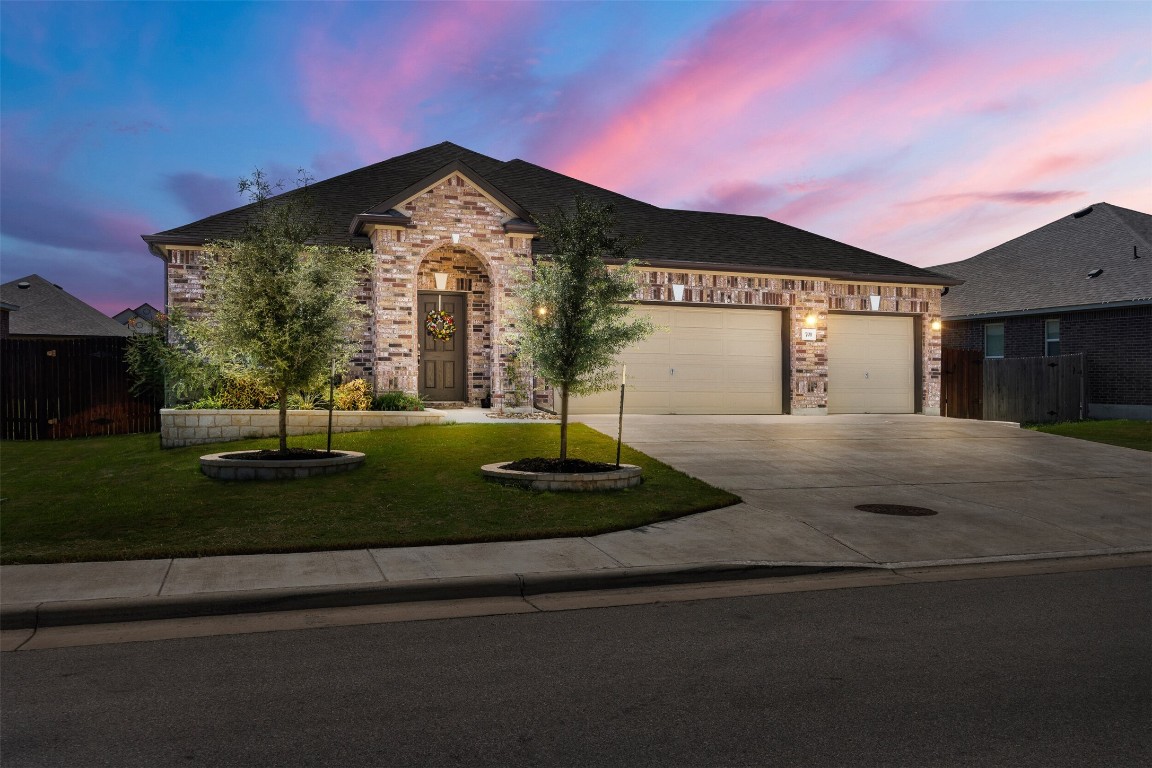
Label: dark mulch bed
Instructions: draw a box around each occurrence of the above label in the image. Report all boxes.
[221,448,338,461]
[503,457,620,474]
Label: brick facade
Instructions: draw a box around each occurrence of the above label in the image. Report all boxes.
[161,172,946,414]
[943,304,1152,408]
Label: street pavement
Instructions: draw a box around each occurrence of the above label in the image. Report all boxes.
[4,567,1148,767]
[3,414,1149,631]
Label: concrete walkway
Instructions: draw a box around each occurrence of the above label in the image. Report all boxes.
[3,414,1149,630]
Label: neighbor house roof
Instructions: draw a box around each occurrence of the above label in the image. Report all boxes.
[936,203,1152,319]
[144,142,957,286]
[0,275,132,338]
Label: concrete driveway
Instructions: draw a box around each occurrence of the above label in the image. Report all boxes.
[578,414,1151,566]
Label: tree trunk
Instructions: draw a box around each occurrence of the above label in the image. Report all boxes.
[559,385,570,461]
[278,387,288,452]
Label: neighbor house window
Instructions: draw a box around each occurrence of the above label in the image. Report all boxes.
[985,323,1005,358]
[1045,319,1060,356]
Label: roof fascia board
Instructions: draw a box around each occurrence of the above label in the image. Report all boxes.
[943,298,1152,320]
[598,257,962,286]
[141,235,204,259]
[366,160,532,222]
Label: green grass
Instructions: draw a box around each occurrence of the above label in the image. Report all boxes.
[1027,419,1152,452]
[0,423,739,565]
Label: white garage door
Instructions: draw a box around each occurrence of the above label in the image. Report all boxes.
[827,314,915,414]
[569,305,783,415]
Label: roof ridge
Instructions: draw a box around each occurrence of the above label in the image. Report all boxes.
[500,158,661,210]
[1097,202,1152,252]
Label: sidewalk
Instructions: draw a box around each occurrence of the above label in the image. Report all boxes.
[3,414,1149,630]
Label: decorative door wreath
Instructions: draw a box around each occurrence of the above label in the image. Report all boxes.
[425,309,457,341]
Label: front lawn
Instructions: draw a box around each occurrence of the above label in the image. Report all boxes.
[1027,419,1152,452]
[0,423,739,564]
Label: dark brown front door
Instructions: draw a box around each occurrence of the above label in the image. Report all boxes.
[418,292,466,401]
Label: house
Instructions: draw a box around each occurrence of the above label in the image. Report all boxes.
[113,302,161,334]
[142,142,959,415]
[937,203,1151,420]
[0,275,132,339]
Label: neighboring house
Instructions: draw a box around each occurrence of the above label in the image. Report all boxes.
[113,302,161,334]
[142,142,959,415]
[0,301,16,339]
[938,203,1151,420]
[0,275,132,339]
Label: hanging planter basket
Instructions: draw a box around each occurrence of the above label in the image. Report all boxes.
[425,309,457,341]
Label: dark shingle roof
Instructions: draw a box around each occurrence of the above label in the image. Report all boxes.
[937,203,1152,318]
[0,274,132,337]
[144,141,954,284]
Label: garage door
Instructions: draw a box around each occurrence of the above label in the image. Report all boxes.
[826,314,915,413]
[569,306,782,414]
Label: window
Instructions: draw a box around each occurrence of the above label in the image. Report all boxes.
[985,323,1005,358]
[1045,319,1060,356]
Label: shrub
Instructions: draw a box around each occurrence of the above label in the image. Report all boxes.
[333,378,373,411]
[372,391,426,411]
[217,376,278,409]
[287,389,326,410]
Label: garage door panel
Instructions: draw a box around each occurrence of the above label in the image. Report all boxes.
[570,306,782,414]
[827,314,915,414]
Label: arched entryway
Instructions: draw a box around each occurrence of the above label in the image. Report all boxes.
[415,245,493,404]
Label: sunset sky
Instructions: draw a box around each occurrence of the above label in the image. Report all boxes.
[2,0,1149,315]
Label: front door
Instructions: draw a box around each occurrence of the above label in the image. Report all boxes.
[418,292,466,402]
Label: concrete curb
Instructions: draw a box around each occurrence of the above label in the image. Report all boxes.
[0,563,854,631]
[6,550,1150,631]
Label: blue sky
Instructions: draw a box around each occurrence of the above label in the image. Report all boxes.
[2,0,1149,315]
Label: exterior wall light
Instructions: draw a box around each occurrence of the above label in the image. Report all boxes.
[671,284,685,302]
[804,313,818,327]
[433,272,450,291]
[931,319,942,332]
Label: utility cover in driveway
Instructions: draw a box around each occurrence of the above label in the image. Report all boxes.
[570,305,783,414]
[827,314,915,413]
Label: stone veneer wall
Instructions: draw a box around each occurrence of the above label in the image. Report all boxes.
[160,408,443,448]
[369,172,533,405]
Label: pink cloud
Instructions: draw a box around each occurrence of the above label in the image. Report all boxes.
[851,78,1152,254]
[534,2,1145,250]
[298,2,534,160]
[688,180,784,216]
[543,2,933,200]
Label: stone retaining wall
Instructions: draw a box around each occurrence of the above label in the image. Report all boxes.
[161,409,443,448]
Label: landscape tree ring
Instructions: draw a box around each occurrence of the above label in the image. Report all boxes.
[200,450,366,480]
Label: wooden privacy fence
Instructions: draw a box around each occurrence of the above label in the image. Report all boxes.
[940,348,984,420]
[1,337,161,440]
[941,349,1086,423]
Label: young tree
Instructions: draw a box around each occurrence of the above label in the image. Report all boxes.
[184,171,372,451]
[513,196,654,460]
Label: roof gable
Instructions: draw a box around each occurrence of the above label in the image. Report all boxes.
[938,203,1152,318]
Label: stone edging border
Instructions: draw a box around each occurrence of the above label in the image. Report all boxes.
[200,451,366,481]
[480,462,643,491]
